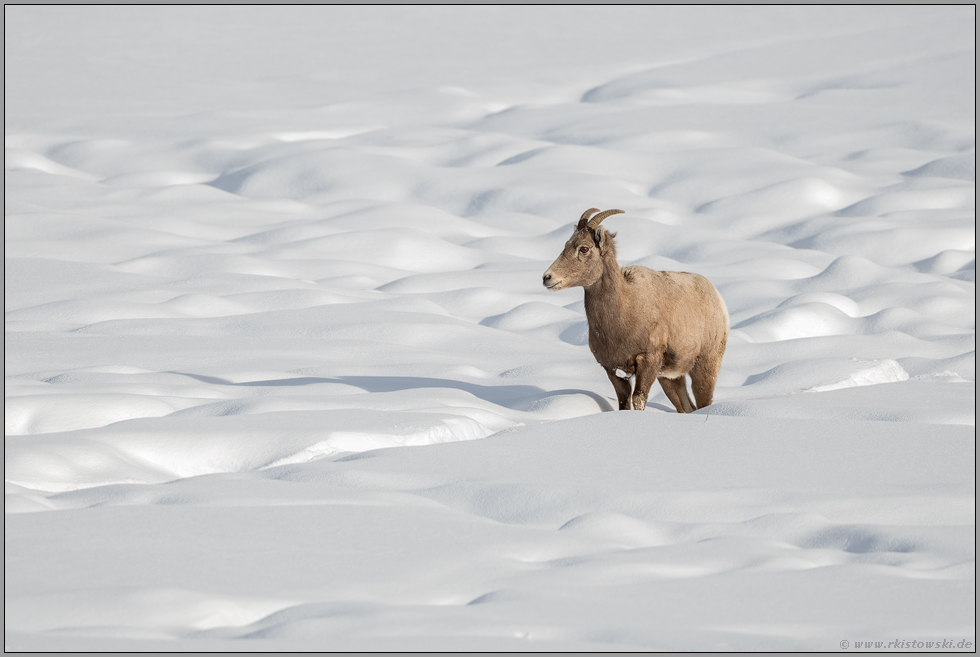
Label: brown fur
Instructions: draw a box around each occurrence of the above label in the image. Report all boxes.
[542,212,728,412]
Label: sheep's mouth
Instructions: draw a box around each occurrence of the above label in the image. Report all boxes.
[545,281,562,290]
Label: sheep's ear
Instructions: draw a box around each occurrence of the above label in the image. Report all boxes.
[594,226,606,250]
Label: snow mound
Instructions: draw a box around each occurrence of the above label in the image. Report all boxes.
[903,152,976,181]
[804,359,909,392]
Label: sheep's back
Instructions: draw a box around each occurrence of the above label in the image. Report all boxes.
[621,266,728,352]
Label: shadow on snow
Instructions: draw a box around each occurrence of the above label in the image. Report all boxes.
[169,372,615,412]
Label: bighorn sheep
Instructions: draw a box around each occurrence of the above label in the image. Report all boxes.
[542,208,729,412]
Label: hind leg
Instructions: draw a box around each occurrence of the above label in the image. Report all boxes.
[659,375,695,413]
[690,353,723,410]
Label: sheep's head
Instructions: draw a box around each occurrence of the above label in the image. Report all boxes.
[542,208,623,290]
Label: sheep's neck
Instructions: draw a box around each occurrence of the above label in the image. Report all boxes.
[583,253,632,333]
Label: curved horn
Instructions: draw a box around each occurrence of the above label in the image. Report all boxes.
[587,209,624,230]
[576,208,601,230]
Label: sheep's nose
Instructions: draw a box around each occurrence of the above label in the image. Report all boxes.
[542,273,552,285]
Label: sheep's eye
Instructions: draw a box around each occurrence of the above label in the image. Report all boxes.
[578,246,590,255]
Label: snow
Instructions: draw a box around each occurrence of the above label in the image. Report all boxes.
[5,5,975,651]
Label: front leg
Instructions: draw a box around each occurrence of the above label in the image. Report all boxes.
[631,353,661,411]
[605,368,634,410]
